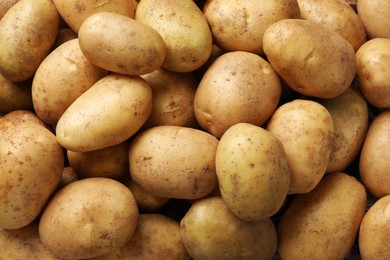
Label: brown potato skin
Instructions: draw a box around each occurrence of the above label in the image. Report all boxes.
[357,0,390,39]
[0,0,19,20]
[0,74,33,112]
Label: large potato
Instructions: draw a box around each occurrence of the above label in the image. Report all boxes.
[263,19,356,98]
[56,74,153,152]
[0,0,59,82]
[357,0,390,39]
[216,123,291,221]
[0,74,33,112]
[129,125,219,200]
[278,172,367,260]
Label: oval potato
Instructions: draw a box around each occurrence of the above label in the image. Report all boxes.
[357,0,390,39]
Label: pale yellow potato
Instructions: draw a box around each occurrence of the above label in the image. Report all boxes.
[266,99,335,194]
[203,0,300,55]
[79,12,166,76]
[278,172,367,260]
[56,74,153,152]
[0,110,48,129]
[135,0,212,72]
[356,38,390,108]
[194,51,281,139]
[53,0,135,33]
[32,38,108,126]
[0,0,19,20]
[263,19,356,98]
[0,0,59,82]
[51,27,78,49]
[360,110,390,198]
[297,0,366,51]
[357,0,390,39]
[180,196,277,260]
[39,177,139,259]
[216,122,291,221]
[129,125,219,200]
[0,74,33,112]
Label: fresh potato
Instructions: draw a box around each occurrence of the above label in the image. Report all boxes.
[56,73,153,152]
[203,0,300,55]
[216,123,291,221]
[0,74,33,112]
[135,0,212,72]
[356,38,390,108]
[0,0,19,20]
[0,0,59,82]
[180,196,277,260]
[263,19,356,98]
[278,172,367,260]
[32,38,108,125]
[266,99,335,194]
[129,125,219,200]
[194,51,281,139]
[357,0,390,39]
[78,12,166,76]
[39,177,139,259]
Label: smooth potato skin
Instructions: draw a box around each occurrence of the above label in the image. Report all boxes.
[357,0,390,39]
[0,0,19,20]
[0,74,33,112]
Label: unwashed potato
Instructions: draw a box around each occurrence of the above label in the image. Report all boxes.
[180,196,277,260]
[39,177,139,259]
[263,18,356,98]
[0,74,33,112]
[357,0,390,39]
[0,0,59,82]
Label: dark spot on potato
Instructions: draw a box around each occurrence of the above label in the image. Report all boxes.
[143,156,152,161]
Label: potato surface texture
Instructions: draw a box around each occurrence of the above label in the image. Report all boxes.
[357,0,390,39]
[0,74,33,112]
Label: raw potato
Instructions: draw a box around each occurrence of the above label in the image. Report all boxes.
[53,0,135,33]
[52,28,78,49]
[203,0,300,55]
[58,166,79,190]
[356,38,390,108]
[135,0,213,72]
[216,123,291,221]
[32,38,108,125]
[180,196,277,260]
[266,99,335,194]
[56,74,153,152]
[357,0,390,39]
[278,173,367,260]
[359,111,390,198]
[0,0,19,19]
[0,74,33,112]
[0,0,59,82]
[194,51,281,139]
[129,125,219,200]
[263,19,356,98]
[39,177,139,259]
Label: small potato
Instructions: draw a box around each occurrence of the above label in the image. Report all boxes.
[0,0,59,82]
[263,19,356,98]
[266,99,334,194]
[79,12,166,76]
[129,125,219,200]
[0,74,33,112]
[56,74,153,152]
[180,196,277,260]
[39,177,139,259]
[216,123,291,221]
[357,0,390,39]
[356,38,390,108]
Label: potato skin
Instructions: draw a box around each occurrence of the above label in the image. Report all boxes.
[357,0,390,39]
[277,173,367,260]
[0,74,33,112]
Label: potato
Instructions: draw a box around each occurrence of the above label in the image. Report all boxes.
[360,110,390,198]
[180,196,277,260]
[0,74,33,112]
[194,51,281,139]
[357,0,390,39]
[39,177,139,259]
[0,111,64,229]
[32,38,108,126]
[297,0,366,51]
[129,125,219,200]
[95,214,190,260]
[52,28,78,50]
[56,73,153,152]
[0,0,19,20]
[263,19,356,98]
[135,0,212,72]
[278,172,367,260]
[0,0,59,82]
[216,122,291,221]
[356,38,390,108]
[266,99,334,194]
[67,141,129,180]
[203,0,300,55]
[58,166,79,190]
[53,0,135,33]
[359,195,390,259]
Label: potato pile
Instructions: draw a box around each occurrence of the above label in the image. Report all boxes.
[1,0,390,259]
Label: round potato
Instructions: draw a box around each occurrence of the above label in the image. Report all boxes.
[0,74,33,112]
[129,125,219,200]
[357,0,390,39]
[216,122,291,221]
[0,0,59,82]
[263,19,356,98]
[194,51,281,139]
[56,74,153,152]
[39,177,139,259]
